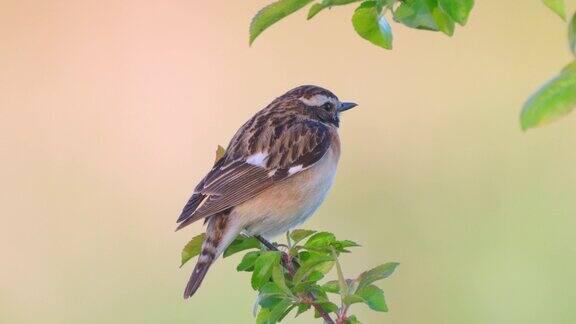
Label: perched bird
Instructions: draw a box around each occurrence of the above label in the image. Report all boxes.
[176,85,357,298]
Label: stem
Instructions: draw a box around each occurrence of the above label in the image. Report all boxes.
[254,235,336,324]
[332,249,349,324]
[336,303,349,324]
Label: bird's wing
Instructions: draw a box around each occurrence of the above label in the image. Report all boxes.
[176,120,332,230]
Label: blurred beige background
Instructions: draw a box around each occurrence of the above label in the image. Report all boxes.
[1,0,576,323]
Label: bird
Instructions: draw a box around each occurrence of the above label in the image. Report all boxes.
[176,85,357,298]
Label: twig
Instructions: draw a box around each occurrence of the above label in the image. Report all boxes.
[254,235,336,324]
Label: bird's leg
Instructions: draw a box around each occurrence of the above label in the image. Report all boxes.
[254,235,278,251]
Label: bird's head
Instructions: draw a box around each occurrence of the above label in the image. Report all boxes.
[275,85,357,127]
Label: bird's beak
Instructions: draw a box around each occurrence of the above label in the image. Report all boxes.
[338,102,358,112]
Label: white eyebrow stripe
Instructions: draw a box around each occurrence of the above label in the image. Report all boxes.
[299,94,332,107]
[288,164,303,175]
[246,152,268,167]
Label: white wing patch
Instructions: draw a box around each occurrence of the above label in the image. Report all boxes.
[246,152,268,167]
[288,164,303,175]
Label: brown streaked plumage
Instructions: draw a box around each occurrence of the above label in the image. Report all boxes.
[177,85,357,298]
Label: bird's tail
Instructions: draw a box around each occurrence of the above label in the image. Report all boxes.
[184,210,239,299]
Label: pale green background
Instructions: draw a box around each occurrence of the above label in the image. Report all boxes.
[1,0,576,323]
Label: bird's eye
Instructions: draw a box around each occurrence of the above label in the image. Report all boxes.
[321,103,332,111]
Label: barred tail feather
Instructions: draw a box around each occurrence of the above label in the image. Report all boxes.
[184,251,214,298]
[183,209,240,299]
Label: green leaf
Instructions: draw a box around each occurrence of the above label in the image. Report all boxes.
[214,145,225,163]
[432,7,455,36]
[297,251,335,276]
[343,294,365,305]
[521,61,576,130]
[394,0,439,31]
[271,264,291,295]
[570,12,576,56]
[224,236,261,257]
[249,0,314,45]
[256,307,271,324]
[252,251,282,290]
[345,315,363,324]
[438,0,474,25]
[357,285,388,312]
[278,304,296,322]
[290,229,316,244]
[306,270,325,282]
[297,250,312,262]
[295,303,311,317]
[237,251,261,271]
[259,294,283,309]
[293,254,334,283]
[314,260,335,275]
[352,1,393,49]
[304,232,336,249]
[292,282,323,295]
[258,282,286,308]
[339,240,361,248]
[357,262,399,290]
[322,280,340,293]
[267,299,293,324]
[308,3,324,18]
[307,0,362,19]
[331,239,361,253]
[180,233,205,267]
[542,0,566,21]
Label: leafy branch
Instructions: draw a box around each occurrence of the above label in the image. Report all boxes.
[521,5,576,130]
[250,0,473,49]
[181,230,398,324]
[248,0,576,130]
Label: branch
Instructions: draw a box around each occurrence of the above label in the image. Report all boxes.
[255,235,336,324]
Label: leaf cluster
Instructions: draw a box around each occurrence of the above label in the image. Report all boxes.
[249,0,474,49]
[181,229,398,323]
